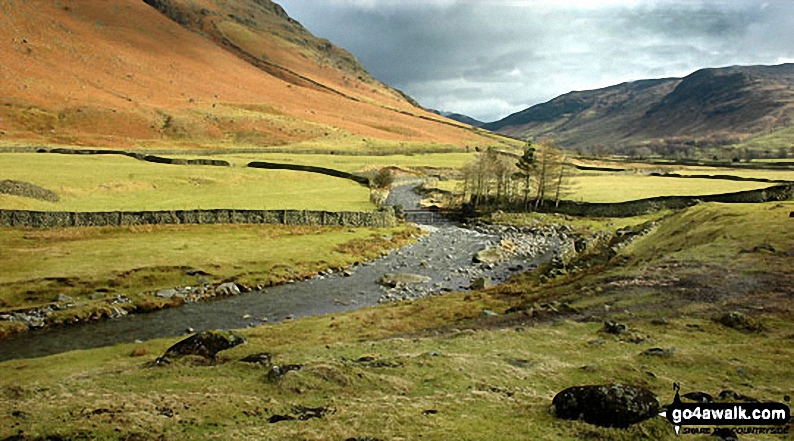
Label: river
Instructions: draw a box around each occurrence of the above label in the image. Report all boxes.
[0,187,560,361]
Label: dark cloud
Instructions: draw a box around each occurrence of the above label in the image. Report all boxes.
[278,0,794,122]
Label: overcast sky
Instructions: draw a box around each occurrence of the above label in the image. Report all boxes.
[278,0,794,122]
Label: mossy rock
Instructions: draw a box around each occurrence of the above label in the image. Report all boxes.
[715,311,765,332]
[162,330,246,360]
[552,384,660,428]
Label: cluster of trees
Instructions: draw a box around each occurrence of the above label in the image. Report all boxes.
[574,136,792,161]
[460,140,572,211]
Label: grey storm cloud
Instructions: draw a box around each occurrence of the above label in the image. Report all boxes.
[277,0,794,122]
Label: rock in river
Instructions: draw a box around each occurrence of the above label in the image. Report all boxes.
[215,282,241,296]
[377,273,432,288]
[551,384,660,428]
[472,248,502,264]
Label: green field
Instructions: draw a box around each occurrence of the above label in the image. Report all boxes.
[0,223,415,334]
[566,174,774,202]
[195,152,478,172]
[0,153,374,212]
[671,166,794,182]
[730,126,794,156]
[1,202,791,440]
[425,173,776,203]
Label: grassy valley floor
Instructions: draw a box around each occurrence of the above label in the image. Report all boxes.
[0,224,417,337]
[1,201,791,440]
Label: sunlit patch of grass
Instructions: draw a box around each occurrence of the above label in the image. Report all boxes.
[566,174,773,202]
[0,199,791,440]
[1,310,790,440]
[0,153,374,212]
[0,224,413,312]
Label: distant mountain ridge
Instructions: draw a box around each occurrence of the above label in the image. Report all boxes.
[431,110,484,127]
[484,64,794,153]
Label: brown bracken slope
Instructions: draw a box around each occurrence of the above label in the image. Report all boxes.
[0,0,488,150]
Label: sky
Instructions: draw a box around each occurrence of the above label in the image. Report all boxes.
[278,0,794,123]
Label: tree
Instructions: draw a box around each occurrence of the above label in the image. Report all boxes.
[532,139,569,208]
[371,167,394,189]
[515,141,536,209]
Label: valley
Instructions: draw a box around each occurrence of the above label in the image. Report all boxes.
[0,0,792,440]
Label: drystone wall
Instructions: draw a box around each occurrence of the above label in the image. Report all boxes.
[0,180,59,202]
[528,183,794,217]
[0,208,396,228]
[247,161,371,186]
[46,148,231,167]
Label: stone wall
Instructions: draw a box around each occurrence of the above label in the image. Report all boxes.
[527,183,794,217]
[0,208,396,229]
[45,148,231,167]
[0,180,59,202]
[247,161,371,186]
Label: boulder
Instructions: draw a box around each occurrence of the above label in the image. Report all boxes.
[642,347,675,358]
[239,352,273,366]
[377,273,431,288]
[215,282,241,296]
[472,248,502,264]
[714,311,764,332]
[602,320,628,335]
[551,384,660,428]
[160,330,246,360]
[470,277,492,290]
[155,289,178,299]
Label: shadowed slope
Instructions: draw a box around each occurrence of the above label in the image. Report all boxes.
[485,64,794,153]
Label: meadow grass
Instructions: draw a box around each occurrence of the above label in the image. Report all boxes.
[1,202,790,440]
[731,126,794,155]
[0,223,414,313]
[565,174,772,202]
[0,153,374,212]
[670,166,794,182]
[182,152,479,172]
[421,173,775,203]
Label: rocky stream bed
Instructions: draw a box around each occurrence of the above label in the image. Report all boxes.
[0,186,572,361]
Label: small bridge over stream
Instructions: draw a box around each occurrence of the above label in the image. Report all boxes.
[402,209,458,226]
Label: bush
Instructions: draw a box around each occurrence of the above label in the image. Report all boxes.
[371,168,394,189]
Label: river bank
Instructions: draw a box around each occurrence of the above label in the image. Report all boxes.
[0,218,570,361]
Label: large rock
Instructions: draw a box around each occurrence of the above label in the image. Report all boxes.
[714,311,764,332]
[215,282,241,296]
[470,277,492,290]
[377,273,431,288]
[472,248,502,264]
[161,330,246,360]
[551,384,660,428]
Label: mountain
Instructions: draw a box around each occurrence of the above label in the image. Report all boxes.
[0,0,489,150]
[432,111,484,128]
[484,64,794,153]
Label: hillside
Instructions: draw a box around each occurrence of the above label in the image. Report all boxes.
[432,110,485,128]
[1,201,791,440]
[0,0,492,150]
[484,64,794,155]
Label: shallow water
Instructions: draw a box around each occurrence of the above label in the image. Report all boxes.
[0,187,557,361]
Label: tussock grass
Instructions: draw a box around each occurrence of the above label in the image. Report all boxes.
[0,224,416,315]
[1,202,791,439]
